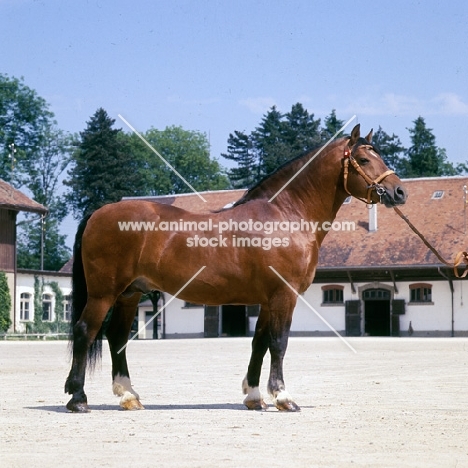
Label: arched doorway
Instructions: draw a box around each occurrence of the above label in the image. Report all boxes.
[363,288,391,336]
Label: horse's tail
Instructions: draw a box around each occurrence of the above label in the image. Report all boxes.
[69,214,102,369]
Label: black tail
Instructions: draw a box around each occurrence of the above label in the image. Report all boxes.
[69,214,103,369]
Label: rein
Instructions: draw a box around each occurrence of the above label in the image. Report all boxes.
[393,206,468,278]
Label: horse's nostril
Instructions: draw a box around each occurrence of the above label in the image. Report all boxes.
[394,186,407,202]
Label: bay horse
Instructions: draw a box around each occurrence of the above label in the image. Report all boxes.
[65,124,407,412]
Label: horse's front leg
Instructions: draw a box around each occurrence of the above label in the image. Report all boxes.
[267,290,300,412]
[243,306,270,410]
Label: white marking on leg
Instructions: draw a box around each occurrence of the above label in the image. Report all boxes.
[112,374,140,407]
[242,376,266,409]
[273,389,293,406]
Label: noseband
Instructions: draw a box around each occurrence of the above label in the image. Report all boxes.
[343,144,394,204]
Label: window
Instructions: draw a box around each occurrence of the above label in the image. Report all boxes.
[322,285,344,304]
[42,294,53,321]
[63,295,71,321]
[343,196,352,204]
[409,283,432,303]
[363,289,390,300]
[20,293,31,321]
[431,190,444,200]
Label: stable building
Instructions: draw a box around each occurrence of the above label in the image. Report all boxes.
[132,176,468,339]
[0,179,48,332]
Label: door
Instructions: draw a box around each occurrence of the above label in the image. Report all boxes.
[221,305,247,337]
[363,289,391,336]
[204,306,219,337]
[345,300,361,336]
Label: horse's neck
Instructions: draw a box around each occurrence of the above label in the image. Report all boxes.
[273,145,347,224]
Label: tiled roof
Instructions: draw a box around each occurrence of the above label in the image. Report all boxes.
[59,257,73,274]
[319,176,468,268]
[0,179,47,214]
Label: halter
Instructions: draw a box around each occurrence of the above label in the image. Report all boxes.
[343,143,394,204]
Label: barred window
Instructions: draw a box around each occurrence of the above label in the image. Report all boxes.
[322,285,344,304]
[410,283,432,303]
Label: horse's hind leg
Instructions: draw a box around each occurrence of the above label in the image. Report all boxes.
[65,296,114,412]
[106,293,144,410]
[243,306,269,410]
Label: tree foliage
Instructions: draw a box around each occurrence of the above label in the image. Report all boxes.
[398,117,460,178]
[372,126,405,172]
[0,74,54,185]
[222,103,322,188]
[16,125,72,270]
[135,126,229,195]
[0,271,12,332]
[65,108,145,219]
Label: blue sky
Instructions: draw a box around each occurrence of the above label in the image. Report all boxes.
[2,0,468,244]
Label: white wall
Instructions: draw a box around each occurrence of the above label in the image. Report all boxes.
[156,279,467,337]
[15,272,72,333]
[164,296,204,337]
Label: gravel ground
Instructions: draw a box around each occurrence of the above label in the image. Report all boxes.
[1,337,468,467]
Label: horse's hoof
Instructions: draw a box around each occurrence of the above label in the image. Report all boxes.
[244,399,268,411]
[66,399,90,413]
[120,398,145,411]
[275,400,301,412]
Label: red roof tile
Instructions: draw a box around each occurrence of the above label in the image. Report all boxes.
[320,176,468,267]
[0,179,47,214]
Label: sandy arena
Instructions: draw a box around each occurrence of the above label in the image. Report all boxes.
[1,337,468,467]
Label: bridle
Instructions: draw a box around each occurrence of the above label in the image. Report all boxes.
[343,143,394,204]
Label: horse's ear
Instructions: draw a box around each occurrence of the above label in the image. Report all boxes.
[365,128,373,143]
[348,124,360,147]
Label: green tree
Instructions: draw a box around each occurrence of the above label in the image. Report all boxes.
[320,109,345,142]
[222,130,258,188]
[372,126,406,172]
[253,106,292,175]
[284,103,322,155]
[400,117,459,178]
[65,108,145,219]
[138,126,229,195]
[222,103,324,187]
[0,271,12,332]
[16,125,72,270]
[0,74,54,185]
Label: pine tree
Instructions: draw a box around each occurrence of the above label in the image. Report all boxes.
[253,106,292,176]
[372,126,405,172]
[321,109,345,142]
[65,108,144,219]
[222,131,258,188]
[400,117,459,177]
[284,103,322,155]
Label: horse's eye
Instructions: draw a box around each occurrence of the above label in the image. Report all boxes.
[359,158,370,165]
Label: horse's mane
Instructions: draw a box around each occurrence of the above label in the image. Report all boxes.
[225,137,348,209]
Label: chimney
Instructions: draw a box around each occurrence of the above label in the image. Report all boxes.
[369,204,378,232]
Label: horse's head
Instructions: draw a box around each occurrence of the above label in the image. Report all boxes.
[342,124,407,207]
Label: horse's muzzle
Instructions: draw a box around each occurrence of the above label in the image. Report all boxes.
[381,185,407,207]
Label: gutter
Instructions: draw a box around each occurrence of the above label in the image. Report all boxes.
[438,268,454,337]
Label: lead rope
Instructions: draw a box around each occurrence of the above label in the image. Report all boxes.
[393,206,468,278]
